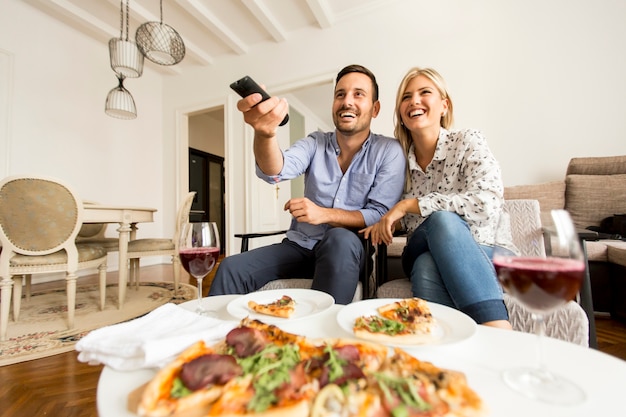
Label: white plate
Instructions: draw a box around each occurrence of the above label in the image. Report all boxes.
[336,298,477,347]
[226,288,335,324]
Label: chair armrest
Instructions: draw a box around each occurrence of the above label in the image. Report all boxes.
[375,229,408,286]
[376,243,388,284]
[234,230,288,252]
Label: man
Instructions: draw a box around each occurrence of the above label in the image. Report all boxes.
[209,64,406,304]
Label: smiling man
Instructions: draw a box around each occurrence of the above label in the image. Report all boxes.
[209,64,406,304]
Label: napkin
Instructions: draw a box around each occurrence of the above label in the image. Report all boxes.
[75,303,237,371]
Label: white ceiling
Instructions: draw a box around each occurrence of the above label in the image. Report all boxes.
[24,0,394,125]
[24,0,393,75]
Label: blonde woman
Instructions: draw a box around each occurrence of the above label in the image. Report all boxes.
[362,67,513,329]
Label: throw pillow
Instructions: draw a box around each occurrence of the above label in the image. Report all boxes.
[565,174,626,229]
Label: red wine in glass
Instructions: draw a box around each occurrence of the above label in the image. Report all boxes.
[494,257,584,314]
[179,222,220,316]
[493,209,586,405]
[179,247,220,280]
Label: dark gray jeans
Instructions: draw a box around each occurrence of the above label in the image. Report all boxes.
[208,228,367,304]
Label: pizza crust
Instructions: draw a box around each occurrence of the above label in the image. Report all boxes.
[353,328,435,346]
[137,341,223,417]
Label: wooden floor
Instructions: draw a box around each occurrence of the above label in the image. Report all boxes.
[1,263,625,416]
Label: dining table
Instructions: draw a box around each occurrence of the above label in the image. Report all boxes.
[96,293,626,416]
[82,204,156,309]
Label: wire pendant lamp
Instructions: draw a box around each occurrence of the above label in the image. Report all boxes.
[109,0,143,78]
[105,76,137,120]
[136,0,185,65]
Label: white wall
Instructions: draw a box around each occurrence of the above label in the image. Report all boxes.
[163,0,626,188]
[2,0,626,267]
[1,1,168,244]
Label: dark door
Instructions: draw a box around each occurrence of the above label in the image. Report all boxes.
[189,148,225,252]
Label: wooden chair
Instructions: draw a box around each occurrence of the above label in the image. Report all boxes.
[76,219,119,252]
[124,192,196,295]
[17,214,118,302]
[375,199,591,347]
[0,175,108,341]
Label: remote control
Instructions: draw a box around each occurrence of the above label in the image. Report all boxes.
[230,76,289,126]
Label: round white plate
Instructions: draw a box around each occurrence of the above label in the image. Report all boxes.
[226,288,335,324]
[336,298,477,347]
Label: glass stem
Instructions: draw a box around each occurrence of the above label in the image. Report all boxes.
[196,278,204,311]
[532,313,549,376]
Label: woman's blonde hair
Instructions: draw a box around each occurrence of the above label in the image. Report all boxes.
[393,67,454,191]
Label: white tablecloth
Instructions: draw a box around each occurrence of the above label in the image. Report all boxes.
[97,294,626,416]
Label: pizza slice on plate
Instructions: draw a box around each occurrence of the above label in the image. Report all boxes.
[377,297,435,333]
[353,298,436,345]
[247,295,296,318]
[137,318,317,417]
[134,317,485,417]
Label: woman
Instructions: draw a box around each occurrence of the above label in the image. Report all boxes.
[362,67,514,329]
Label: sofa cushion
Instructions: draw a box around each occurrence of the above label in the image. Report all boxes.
[565,174,626,229]
[584,240,609,262]
[566,155,626,176]
[387,236,406,257]
[606,241,626,267]
[504,181,565,227]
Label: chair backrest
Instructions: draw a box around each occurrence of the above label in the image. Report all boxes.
[77,223,107,239]
[0,175,83,256]
[504,199,546,257]
[173,192,197,249]
[0,175,84,277]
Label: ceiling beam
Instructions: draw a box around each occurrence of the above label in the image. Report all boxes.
[25,0,117,40]
[174,0,248,56]
[241,0,287,43]
[305,0,333,29]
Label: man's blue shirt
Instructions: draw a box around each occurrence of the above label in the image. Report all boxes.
[256,130,406,249]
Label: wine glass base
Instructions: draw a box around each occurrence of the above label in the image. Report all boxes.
[502,367,586,405]
[195,306,217,318]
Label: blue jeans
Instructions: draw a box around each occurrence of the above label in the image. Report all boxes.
[401,211,509,323]
[208,228,367,304]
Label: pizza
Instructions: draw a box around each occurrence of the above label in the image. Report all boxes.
[377,297,434,332]
[135,317,485,417]
[353,298,436,345]
[247,295,296,318]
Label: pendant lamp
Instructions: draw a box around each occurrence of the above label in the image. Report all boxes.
[109,0,143,78]
[135,0,185,66]
[105,76,137,120]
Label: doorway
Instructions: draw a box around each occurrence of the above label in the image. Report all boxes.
[189,148,225,252]
[177,75,334,255]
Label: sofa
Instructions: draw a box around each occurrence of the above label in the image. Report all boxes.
[504,155,626,322]
[376,199,590,346]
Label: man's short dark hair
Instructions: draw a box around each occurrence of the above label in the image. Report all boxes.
[336,64,379,102]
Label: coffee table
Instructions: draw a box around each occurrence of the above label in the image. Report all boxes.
[97,294,626,416]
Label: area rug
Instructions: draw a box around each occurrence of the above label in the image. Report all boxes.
[0,281,195,366]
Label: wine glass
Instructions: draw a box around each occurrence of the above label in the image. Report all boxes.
[179,222,220,316]
[492,209,586,405]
